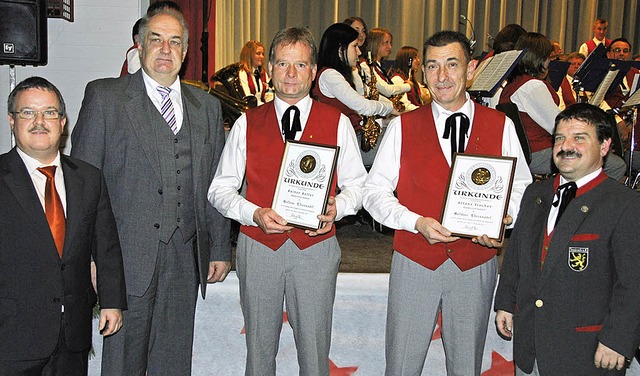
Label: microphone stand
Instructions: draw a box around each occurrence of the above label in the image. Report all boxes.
[459,15,476,54]
[201,0,210,84]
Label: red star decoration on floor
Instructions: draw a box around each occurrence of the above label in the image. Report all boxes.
[481,351,514,375]
[329,358,358,375]
[241,311,289,334]
[431,311,443,340]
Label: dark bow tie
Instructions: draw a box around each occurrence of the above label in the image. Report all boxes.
[443,112,470,162]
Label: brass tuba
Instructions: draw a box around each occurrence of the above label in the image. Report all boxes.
[361,52,383,152]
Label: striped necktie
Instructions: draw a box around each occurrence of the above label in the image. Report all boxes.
[157,86,178,134]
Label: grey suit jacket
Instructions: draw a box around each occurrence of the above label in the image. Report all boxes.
[495,174,640,375]
[71,70,230,297]
[0,149,126,360]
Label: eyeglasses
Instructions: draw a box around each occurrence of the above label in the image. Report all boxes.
[10,108,61,120]
[612,48,630,54]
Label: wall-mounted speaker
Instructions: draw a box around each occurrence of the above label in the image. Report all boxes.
[0,0,48,66]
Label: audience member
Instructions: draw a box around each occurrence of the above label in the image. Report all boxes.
[72,8,230,375]
[208,26,367,376]
[0,76,126,376]
[495,103,640,375]
[363,30,531,375]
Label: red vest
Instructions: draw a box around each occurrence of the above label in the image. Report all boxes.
[500,75,559,152]
[241,100,339,250]
[312,67,362,131]
[393,104,505,271]
[559,76,577,108]
[586,38,612,54]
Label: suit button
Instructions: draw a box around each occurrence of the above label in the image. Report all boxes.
[447,249,453,253]
[174,138,178,143]
[158,189,163,194]
[154,223,160,229]
[53,298,60,303]
[177,217,181,222]
[60,264,66,270]
[176,170,181,174]
[535,299,543,308]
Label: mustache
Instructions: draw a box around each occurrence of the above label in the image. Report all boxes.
[28,124,50,133]
[556,150,582,158]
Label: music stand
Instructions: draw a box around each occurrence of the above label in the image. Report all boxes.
[547,60,570,91]
[468,49,525,100]
[621,89,640,187]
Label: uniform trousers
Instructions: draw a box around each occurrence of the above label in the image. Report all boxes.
[236,234,341,376]
[101,229,198,376]
[385,253,497,376]
[0,314,88,376]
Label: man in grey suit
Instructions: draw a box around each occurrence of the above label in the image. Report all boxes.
[495,103,640,375]
[71,7,230,376]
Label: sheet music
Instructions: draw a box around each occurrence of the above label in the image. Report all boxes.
[469,50,523,94]
[589,69,618,107]
[623,87,640,108]
[631,73,639,95]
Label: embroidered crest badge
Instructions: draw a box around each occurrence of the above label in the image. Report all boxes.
[568,247,589,272]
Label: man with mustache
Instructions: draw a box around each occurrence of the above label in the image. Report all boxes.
[0,76,126,375]
[495,103,640,375]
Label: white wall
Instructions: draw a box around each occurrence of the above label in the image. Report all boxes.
[0,0,145,154]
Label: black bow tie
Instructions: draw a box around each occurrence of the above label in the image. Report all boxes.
[553,181,577,226]
[281,106,301,141]
[443,112,470,162]
[254,69,262,91]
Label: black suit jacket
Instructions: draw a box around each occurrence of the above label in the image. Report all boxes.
[495,174,640,375]
[0,148,126,360]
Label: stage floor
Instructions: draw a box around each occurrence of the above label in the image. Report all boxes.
[88,272,640,375]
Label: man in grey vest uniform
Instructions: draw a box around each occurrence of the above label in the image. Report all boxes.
[71,7,230,375]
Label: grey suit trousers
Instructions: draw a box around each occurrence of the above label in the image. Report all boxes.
[236,234,341,376]
[385,253,497,376]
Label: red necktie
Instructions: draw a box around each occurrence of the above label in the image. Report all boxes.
[37,166,65,258]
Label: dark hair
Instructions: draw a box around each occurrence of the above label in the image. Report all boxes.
[343,16,368,51]
[509,32,553,80]
[492,24,526,51]
[147,1,182,14]
[368,28,392,61]
[317,23,358,87]
[423,31,472,63]
[268,27,318,66]
[388,46,419,84]
[608,37,631,51]
[593,18,608,26]
[8,76,66,117]
[132,18,142,43]
[554,103,612,143]
[138,8,189,51]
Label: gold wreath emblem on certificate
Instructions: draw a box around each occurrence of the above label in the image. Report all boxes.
[471,167,491,185]
[299,155,317,173]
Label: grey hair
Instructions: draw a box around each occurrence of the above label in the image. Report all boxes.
[268,27,318,66]
[138,8,189,51]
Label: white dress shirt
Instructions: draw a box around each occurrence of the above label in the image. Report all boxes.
[317,68,393,117]
[363,94,532,234]
[16,148,67,216]
[546,168,602,235]
[579,37,606,57]
[359,61,411,97]
[208,95,367,226]
[142,69,184,133]
[509,78,560,135]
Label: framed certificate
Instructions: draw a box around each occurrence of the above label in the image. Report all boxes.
[441,154,516,242]
[272,140,339,230]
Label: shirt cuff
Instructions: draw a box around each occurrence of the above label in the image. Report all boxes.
[402,212,422,234]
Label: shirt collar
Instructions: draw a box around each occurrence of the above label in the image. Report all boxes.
[16,147,62,174]
[274,95,312,123]
[431,93,474,122]
[558,167,602,189]
[141,69,182,99]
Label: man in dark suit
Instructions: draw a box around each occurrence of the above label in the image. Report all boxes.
[71,7,230,376]
[0,76,126,375]
[495,103,640,375]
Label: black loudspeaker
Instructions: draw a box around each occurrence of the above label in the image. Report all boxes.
[0,0,47,66]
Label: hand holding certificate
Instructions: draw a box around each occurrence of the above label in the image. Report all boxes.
[272,141,339,230]
[441,154,516,242]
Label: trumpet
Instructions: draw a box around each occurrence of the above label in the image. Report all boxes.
[361,52,383,152]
